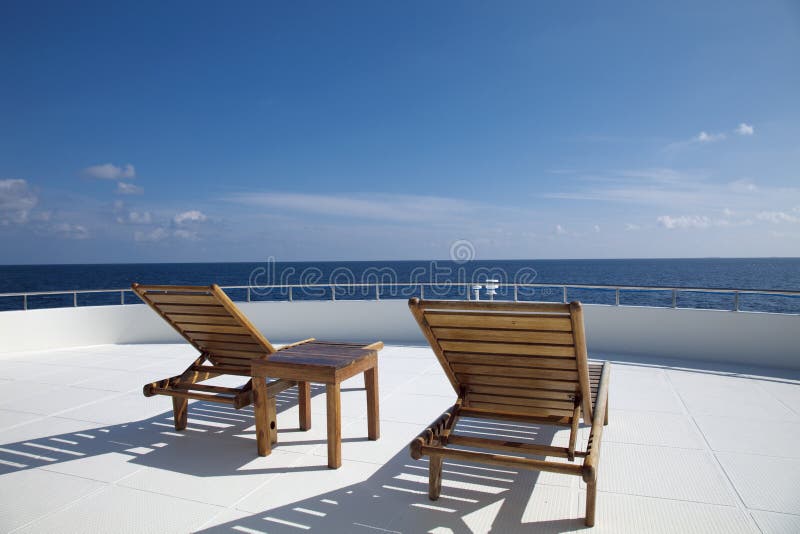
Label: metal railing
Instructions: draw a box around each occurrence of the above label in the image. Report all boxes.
[1,282,799,313]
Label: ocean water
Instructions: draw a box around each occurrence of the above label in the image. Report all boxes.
[0,258,798,313]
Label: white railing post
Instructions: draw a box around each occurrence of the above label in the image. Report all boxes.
[514,284,519,302]
[247,287,251,302]
[120,291,125,305]
[615,288,620,306]
[734,291,739,312]
[288,286,293,302]
[375,284,380,301]
[73,292,77,307]
[562,286,567,304]
[331,285,336,301]
[672,289,678,308]
[23,294,27,311]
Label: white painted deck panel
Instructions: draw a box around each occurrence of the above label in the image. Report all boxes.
[0,344,798,533]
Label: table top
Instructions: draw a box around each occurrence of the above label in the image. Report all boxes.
[251,340,380,383]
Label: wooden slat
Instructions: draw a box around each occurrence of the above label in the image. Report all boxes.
[190,364,251,376]
[439,340,576,358]
[419,300,571,314]
[446,352,577,370]
[451,363,578,381]
[189,332,260,344]
[207,348,269,359]
[156,304,230,316]
[425,312,574,331]
[457,373,578,392]
[145,294,218,306]
[466,401,575,418]
[432,327,574,345]
[467,394,576,410]
[198,340,266,353]
[207,355,259,368]
[466,384,575,401]
[182,324,252,335]
[167,314,241,326]
[458,407,572,426]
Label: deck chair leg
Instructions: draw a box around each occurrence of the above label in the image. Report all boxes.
[172,397,188,431]
[429,455,443,500]
[585,480,597,527]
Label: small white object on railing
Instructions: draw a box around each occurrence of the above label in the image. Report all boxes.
[472,284,482,301]
[484,279,499,301]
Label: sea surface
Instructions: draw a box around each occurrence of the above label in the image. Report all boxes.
[0,258,798,313]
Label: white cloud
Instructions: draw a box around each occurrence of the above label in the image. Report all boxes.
[49,222,89,240]
[593,225,600,233]
[555,224,567,235]
[173,229,198,240]
[0,179,38,225]
[729,179,758,193]
[625,223,641,231]
[173,210,207,225]
[695,131,726,143]
[225,192,478,224]
[117,210,152,225]
[83,163,135,180]
[117,182,143,195]
[736,123,754,136]
[756,211,800,224]
[657,215,712,229]
[134,227,169,242]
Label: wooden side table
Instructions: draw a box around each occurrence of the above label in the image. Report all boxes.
[251,340,382,468]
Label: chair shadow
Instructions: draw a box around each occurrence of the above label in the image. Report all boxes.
[0,383,339,477]
[198,417,591,533]
[0,388,591,532]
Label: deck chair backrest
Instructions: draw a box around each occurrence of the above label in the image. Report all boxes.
[132,284,276,372]
[409,298,593,422]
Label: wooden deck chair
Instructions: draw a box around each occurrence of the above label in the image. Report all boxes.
[133,284,309,444]
[407,298,610,527]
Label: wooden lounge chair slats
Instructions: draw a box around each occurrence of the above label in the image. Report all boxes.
[134,283,284,431]
[407,298,610,527]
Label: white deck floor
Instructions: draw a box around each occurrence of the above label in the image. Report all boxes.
[0,344,799,533]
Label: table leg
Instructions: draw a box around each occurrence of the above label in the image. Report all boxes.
[253,376,272,456]
[298,381,311,431]
[365,366,380,440]
[326,383,341,468]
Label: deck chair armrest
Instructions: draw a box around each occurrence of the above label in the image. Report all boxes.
[410,401,462,459]
[583,361,611,482]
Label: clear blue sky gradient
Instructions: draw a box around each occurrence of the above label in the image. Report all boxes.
[1,1,799,262]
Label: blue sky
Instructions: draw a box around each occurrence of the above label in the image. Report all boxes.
[1,1,799,263]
